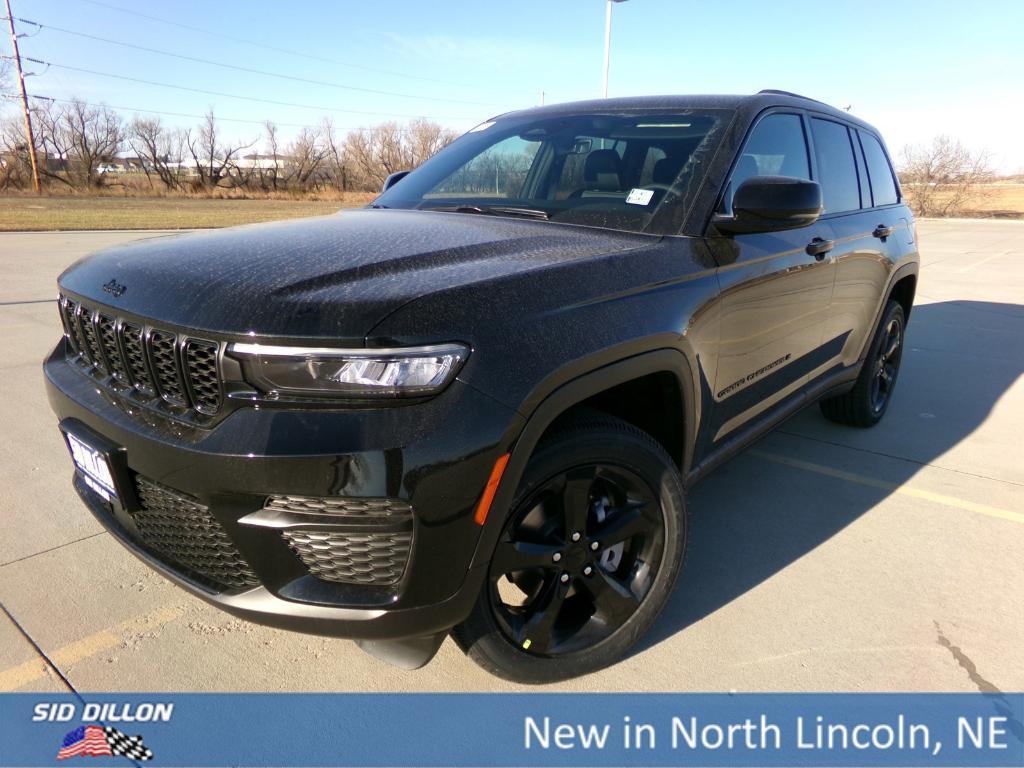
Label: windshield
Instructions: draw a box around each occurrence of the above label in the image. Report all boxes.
[373,109,732,235]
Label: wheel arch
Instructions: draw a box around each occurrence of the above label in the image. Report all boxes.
[469,348,696,570]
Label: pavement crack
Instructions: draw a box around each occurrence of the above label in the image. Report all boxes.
[0,531,108,568]
[0,298,58,306]
[933,621,1001,694]
[0,601,79,695]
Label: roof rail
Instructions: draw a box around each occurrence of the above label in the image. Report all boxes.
[757,89,828,105]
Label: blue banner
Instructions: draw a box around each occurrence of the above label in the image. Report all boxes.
[2,693,1022,767]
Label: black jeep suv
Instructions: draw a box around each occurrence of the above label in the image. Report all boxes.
[45,91,918,682]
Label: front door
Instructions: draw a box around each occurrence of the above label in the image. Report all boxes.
[706,112,836,445]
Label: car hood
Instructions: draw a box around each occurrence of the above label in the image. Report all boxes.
[58,209,656,340]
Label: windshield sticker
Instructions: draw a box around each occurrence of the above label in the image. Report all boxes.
[626,188,655,206]
[468,121,495,133]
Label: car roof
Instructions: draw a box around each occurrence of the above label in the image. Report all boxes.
[494,90,880,135]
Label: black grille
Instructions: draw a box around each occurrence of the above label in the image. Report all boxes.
[266,495,414,586]
[282,529,412,585]
[96,315,128,383]
[121,323,155,396]
[149,330,186,405]
[264,496,413,520]
[133,476,259,592]
[185,340,221,414]
[58,296,223,418]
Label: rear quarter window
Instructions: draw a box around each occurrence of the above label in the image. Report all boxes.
[810,118,861,214]
[859,131,900,206]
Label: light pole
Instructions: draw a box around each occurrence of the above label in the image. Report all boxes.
[602,0,628,98]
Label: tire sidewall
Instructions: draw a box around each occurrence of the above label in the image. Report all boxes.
[864,301,906,420]
[458,422,687,683]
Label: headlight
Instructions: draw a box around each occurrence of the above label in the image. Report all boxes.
[227,342,469,399]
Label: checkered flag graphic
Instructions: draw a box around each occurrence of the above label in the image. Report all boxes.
[104,727,154,761]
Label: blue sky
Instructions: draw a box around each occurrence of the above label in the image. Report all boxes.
[7,0,1024,171]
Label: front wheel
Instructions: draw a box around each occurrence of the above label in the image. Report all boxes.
[453,414,687,683]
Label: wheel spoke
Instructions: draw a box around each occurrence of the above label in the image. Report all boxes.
[491,538,563,575]
[595,501,649,547]
[514,576,569,653]
[883,331,900,361]
[560,469,596,537]
[584,569,640,626]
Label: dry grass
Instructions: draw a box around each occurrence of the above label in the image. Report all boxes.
[0,194,375,231]
[959,184,1024,218]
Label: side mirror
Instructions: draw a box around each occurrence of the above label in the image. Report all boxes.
[381,170,410,193]
[713,176,822,235]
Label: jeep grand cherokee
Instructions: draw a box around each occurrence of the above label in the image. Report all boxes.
[44,91,918,682]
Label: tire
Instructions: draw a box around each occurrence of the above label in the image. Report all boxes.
[453,413,687,683]
[820,300,906,427]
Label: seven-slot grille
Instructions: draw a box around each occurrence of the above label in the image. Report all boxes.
[58,295,223,417]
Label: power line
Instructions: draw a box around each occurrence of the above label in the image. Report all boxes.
[64,0,528,95]
[19,57,486,122]
[19,93,430,134]
[15,16,515,108]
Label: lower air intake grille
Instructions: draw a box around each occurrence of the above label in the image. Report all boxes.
[282,529,412,586]
[132,476,259,592]
[265,495,414,586]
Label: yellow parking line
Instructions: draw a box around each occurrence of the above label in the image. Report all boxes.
[0,603,185,692]
[749,450,1024,525]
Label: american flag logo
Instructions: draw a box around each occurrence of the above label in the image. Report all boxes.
[57,725,154,761]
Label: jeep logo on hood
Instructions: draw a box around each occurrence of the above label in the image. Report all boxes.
[102,279,126,298]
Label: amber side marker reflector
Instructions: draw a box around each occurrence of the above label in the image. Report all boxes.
[474,453,511,526]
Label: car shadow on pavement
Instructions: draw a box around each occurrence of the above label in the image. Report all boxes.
[638,299,1024,653]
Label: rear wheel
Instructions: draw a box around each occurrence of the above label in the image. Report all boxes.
[820,300,906,427]
[454,414,687,683]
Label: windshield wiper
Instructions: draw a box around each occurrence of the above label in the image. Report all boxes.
[419,204,550,221]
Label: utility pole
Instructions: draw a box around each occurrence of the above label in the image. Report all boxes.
[4,0,41,193]
[602,0,627,98]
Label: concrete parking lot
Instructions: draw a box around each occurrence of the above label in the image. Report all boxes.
[1,220,1021,693]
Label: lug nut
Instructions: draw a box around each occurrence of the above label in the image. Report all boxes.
[552,552,562,563]
[559,573,570,583]
[590,541,600,551]
[583,565,594,576]
[571,531,582,542]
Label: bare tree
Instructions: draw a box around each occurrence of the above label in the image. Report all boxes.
[284,126,330,192]
[0,59,11,95]
[0,113,34,189]
[186,110,252,190]
[899,136,995,217]
[128,116,186,190]
[344,119,455,191]
[261,119,283,191]
[31,98,124,189]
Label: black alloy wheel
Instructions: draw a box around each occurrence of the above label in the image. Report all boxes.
[870,317,902,414]
[820,299,906,428]
[454,413,687,683]
[489,463,664,656]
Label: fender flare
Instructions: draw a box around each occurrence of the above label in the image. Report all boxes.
[856,260,919,364]
[468,347,697,570]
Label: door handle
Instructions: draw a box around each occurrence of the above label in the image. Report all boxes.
[806,237,834,260]
[873,224,895,239]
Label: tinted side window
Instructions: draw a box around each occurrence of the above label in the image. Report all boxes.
[724,113,809,213]
[810,118,860,214]
[859,131,899,206]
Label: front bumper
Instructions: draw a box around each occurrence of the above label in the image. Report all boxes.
[44,344,523,640]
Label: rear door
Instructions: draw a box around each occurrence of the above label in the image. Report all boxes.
[708,111,836,444]
[814,119,906,371]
